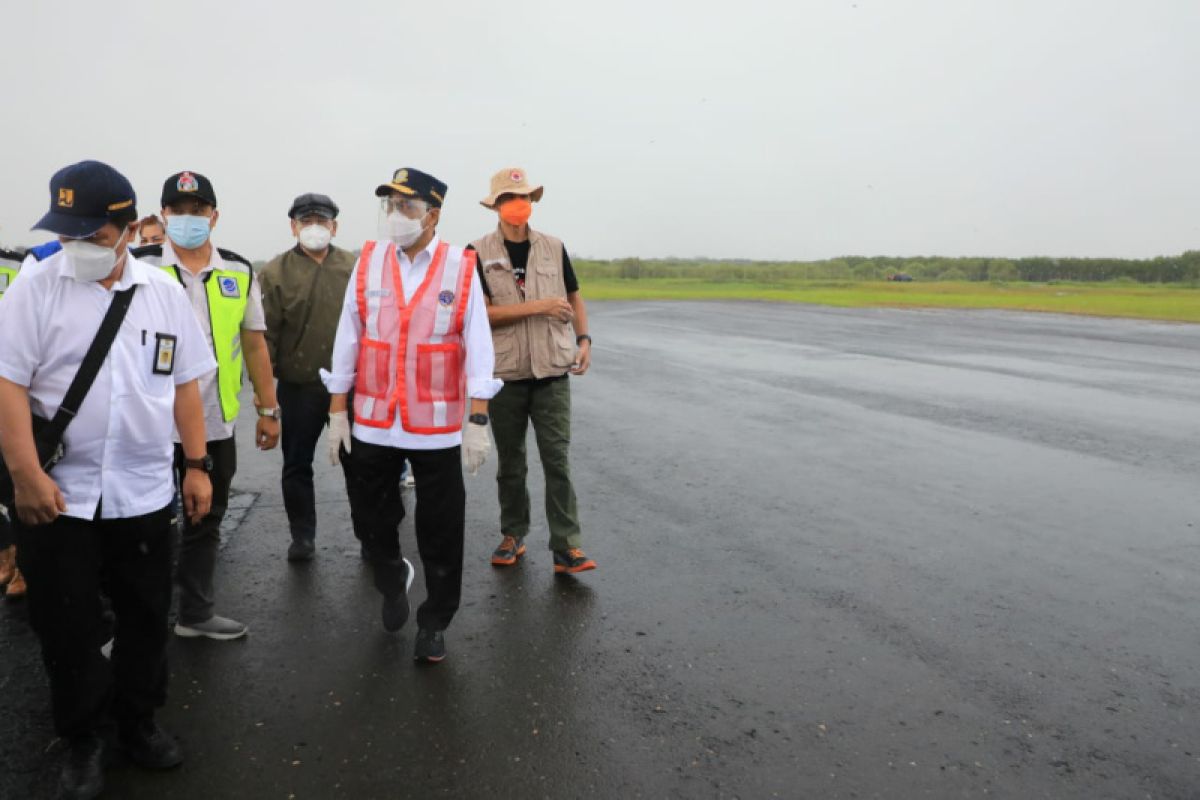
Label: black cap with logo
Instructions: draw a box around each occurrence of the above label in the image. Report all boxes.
[32,160,137,238]
[161,171,218,208]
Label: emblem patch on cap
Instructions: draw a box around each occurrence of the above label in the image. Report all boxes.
[510,170,523,182]
[438,290,455,306]
[219,276,241,298]
[57,188,75,208]
[177,172,199,192]
[394,169,409,184]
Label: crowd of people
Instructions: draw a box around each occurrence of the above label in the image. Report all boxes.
[0,159,595,800]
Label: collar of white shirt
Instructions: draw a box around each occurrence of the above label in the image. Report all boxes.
[160,239,225,277]
[396,234,441,268]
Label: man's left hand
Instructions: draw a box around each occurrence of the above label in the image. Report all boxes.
[462,421,492,475]
[256,417,281,450]
[570,341,591,376]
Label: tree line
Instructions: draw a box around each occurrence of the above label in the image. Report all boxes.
[574,251,1200,284]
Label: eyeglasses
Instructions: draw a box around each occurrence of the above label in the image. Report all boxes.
[381,196,429,216]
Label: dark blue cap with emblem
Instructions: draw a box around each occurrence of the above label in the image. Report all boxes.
[33,160,137,238]
[374,167,447,207]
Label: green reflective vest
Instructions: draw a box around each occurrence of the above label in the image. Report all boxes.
[0,251,21,298]
[160,264,251,422]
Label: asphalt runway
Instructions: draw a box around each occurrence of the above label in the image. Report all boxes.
[3,300,1199,799]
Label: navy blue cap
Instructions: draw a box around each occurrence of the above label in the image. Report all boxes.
[374,167,447,207]
[33,160,137,238]
[289,192,339,219]
[161,170,218,208]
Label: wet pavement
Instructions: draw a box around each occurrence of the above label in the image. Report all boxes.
[3,300,1200,799]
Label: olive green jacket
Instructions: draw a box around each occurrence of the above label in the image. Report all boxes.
[259,244,355,384]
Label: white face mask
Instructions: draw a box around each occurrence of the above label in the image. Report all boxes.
[63,229,129,282]
[298,224,332,252]
[381,211,427,248]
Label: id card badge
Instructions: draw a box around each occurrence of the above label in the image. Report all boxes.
[154,333,177,375]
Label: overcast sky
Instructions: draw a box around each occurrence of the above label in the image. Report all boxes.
[1,1,1196,261]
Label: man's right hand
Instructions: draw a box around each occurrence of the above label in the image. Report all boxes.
[540,297,574,323]
[13,470,67,526]
[328,411,352,465]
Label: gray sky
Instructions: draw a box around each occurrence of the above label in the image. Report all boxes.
[1,0,1196,261]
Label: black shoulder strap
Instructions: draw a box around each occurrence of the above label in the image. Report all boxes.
[46,284,139,439]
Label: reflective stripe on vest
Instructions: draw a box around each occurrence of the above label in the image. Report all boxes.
[160,265,249,422]
[352,241,476,434]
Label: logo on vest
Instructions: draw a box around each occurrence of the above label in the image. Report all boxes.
[177,172,199,192]
[218,276,241,298]
[438,290,455,307]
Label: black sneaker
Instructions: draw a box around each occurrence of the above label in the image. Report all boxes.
[381,558,415,632]
[59,733,107,800]
[119,719,182,770]
[287,539,315,562]
[413,628,446,663]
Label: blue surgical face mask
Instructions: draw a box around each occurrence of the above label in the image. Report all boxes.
[166,214,212,249]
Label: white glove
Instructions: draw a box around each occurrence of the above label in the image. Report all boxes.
[462,421,492,476]
[328,411,352,465]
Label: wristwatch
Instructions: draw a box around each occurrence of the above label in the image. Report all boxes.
[184,454,214,474]
[257,406,281,420]
[576,334,592,345]
[468,413,489,426]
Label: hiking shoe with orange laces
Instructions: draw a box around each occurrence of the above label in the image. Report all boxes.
[552,548,596,574]
[490,535,526,567]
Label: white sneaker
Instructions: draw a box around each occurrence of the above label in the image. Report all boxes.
[174,615,248,640]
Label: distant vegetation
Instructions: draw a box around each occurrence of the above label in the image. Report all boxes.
[574,252,1200,285]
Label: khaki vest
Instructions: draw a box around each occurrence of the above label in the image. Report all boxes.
[472,227,577,380]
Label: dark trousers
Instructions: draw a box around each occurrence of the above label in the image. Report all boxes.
[173,436,236,625]
[16,505,173,739]
[490,375,582,550]
[345,438,465,631]
[277,380,358,543]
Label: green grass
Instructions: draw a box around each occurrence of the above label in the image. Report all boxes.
[581,279,1200,323]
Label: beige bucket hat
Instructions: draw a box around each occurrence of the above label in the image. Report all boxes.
[480,167,544,209]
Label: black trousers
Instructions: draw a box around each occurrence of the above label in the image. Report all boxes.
[172,436,236,625]
[277,380,359,543]
[16,505,173,739]
[345,438,465,631]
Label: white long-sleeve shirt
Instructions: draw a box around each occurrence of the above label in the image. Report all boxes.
[322,236,502,449]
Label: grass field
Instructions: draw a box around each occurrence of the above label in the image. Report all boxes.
[581,279,1200,323]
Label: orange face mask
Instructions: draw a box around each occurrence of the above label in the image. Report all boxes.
[498,197,532,226]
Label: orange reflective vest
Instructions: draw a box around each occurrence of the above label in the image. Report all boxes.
[353,240,476,434]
